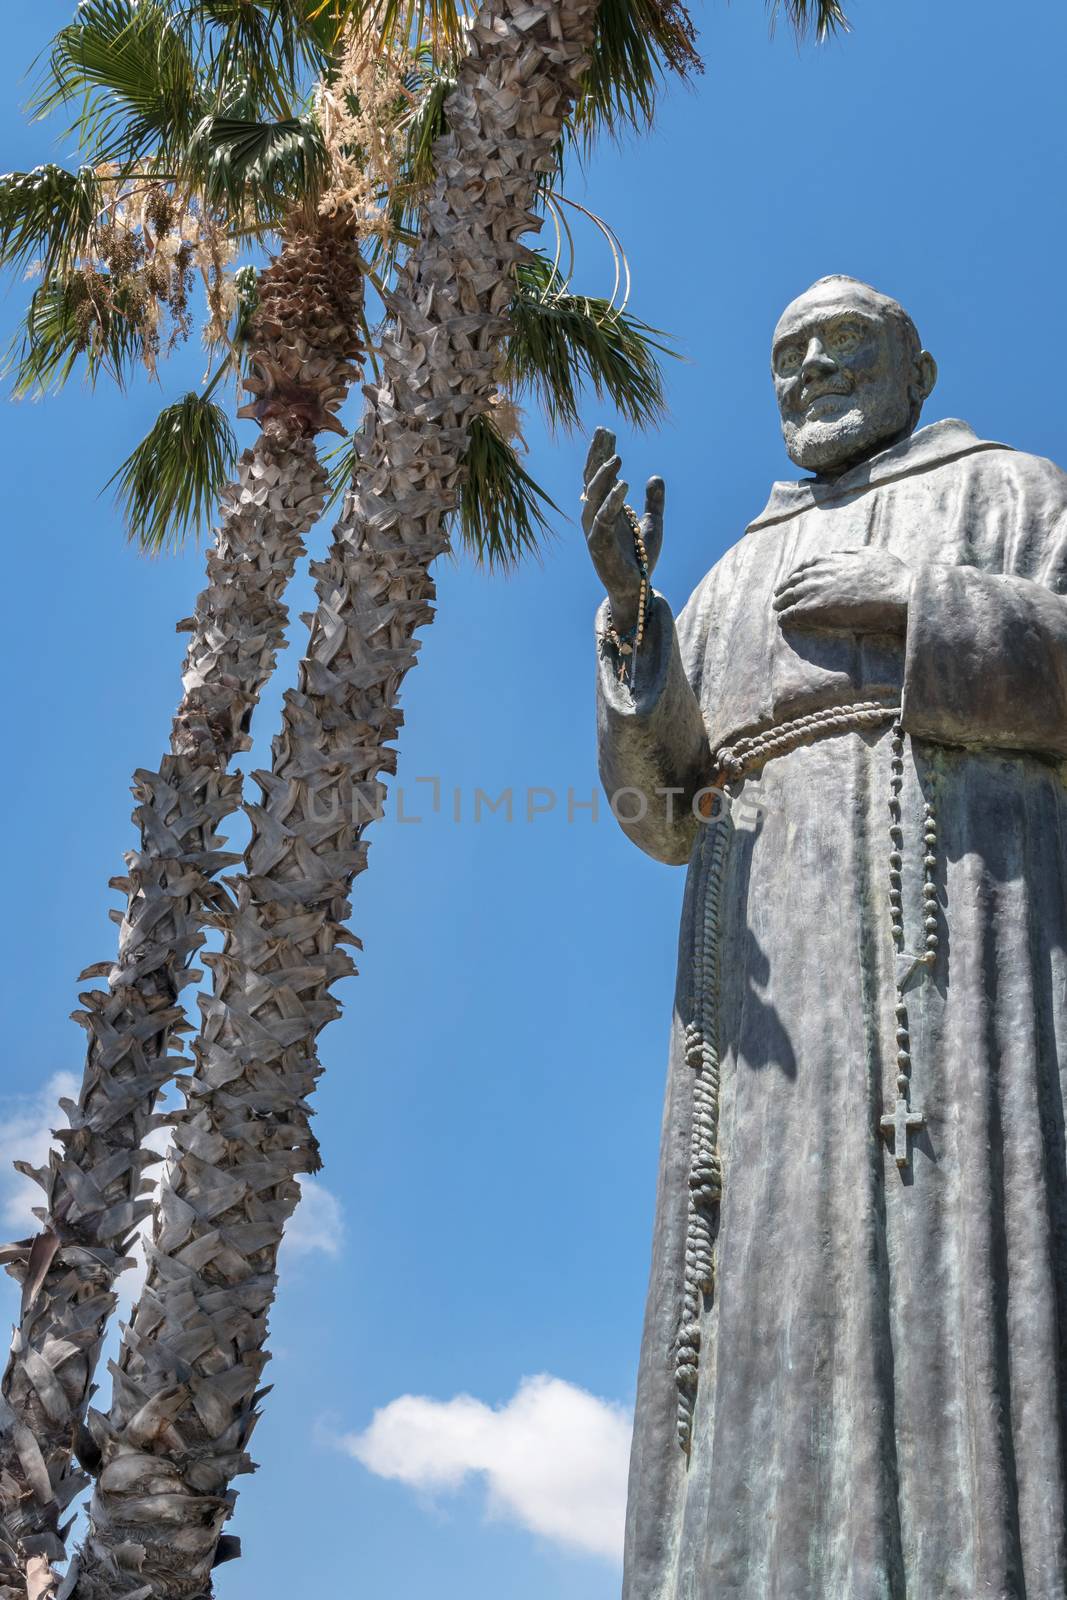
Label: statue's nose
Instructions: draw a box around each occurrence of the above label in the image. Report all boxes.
[800,337,836,380]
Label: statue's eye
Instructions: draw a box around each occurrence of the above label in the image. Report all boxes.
[828,322,862,356]
[776,345,802,376]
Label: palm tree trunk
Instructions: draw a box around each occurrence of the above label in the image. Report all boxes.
[71,2,598,1594]
[0,213,363,1600]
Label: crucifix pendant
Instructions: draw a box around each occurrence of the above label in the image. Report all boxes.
[880,1094,925,1168]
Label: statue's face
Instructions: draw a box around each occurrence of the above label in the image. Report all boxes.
[772,282,926,475]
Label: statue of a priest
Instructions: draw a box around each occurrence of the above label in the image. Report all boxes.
[584,276,1067,1600]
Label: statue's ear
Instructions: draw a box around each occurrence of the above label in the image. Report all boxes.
[915,350,938,401]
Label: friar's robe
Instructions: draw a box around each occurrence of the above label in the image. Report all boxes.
[598,420,1067,1600]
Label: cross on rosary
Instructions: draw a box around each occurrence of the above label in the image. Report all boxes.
[880,1095,925,1168]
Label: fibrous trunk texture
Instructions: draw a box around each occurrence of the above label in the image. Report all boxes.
[73,3,597,1594]
[0,214,362,1600]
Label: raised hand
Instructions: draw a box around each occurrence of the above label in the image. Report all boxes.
[773,548,911,635]
[583,426,665,634]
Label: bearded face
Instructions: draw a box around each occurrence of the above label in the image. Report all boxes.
[772,283,931,476]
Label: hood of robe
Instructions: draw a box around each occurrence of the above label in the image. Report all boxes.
[746,419,1010,533]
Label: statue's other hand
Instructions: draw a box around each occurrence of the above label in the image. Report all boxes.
[583,427,664,634]
[772,549,911,635]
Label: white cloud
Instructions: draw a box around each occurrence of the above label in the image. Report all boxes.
[340,1375,632,1563]
[282,1178,344,1259]
[0,1072,79,1236]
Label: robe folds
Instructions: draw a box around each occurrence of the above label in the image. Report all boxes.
[598,420,1067,1600]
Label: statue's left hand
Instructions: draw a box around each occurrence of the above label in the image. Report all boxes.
[772,549,911,634]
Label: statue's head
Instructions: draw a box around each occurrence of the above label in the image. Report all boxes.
[771,276,938,476]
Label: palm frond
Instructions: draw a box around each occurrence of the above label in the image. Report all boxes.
[401,68,452,192]
[506,255,672,432]
[319,0,464,59]
[32,0,205,168]
[573,0,703,141]
[323,429,357,510]
[107,392,238,551]
[325,411,556,567]
[192,1,342,116]
[7,276,146,396]
[0,165,102,282]
[335,0,702,130]
[457,411,557,569]
[365,65,453,271]
[194,113,327,221]
[768,0,849,40]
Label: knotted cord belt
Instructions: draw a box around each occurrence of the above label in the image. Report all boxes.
[675,697,903,1456]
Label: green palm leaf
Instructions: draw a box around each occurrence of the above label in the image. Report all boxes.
[329,0,465,57]
[769,0,849,39]
[32,0,206,168]
[575,0,702,139]
[325,411,556,568]
[457,410,558,569]
[107,392,238,551]
[400,66,453,192]
[323,431,358,510]
[192,1,344,115]
[194,113,328,219]
[506,255,673,432]
[364,63,453,269]
[0,165,102,282]
[334,0,702,138]
[7,275,146,396]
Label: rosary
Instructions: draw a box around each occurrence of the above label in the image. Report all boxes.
[674,707,942,1455]
[880,721,938,1168]
[601,505,649,683]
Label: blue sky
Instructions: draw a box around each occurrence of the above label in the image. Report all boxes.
[1,1,1066,1596]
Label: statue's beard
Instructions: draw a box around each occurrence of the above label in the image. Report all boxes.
[781,394,914,476]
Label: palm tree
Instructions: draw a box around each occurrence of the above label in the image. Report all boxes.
[0,13,369,1596]
[0,1,847,1595]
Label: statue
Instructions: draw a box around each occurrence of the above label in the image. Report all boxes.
[583,276,1067,1600]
